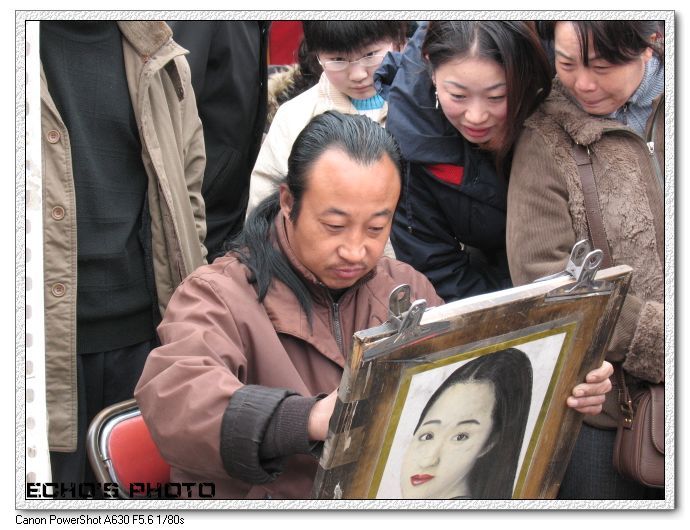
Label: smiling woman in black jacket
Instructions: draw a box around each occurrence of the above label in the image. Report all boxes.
[376,21,551,302]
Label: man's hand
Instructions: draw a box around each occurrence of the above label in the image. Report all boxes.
[307,389,339,441]
[567,360,614,415]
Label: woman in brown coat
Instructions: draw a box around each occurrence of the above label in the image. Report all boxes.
[507,21,665,499]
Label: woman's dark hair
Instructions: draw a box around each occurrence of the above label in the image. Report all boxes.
[537,20,664,67]
[414,348,533,499]
[422,21,552,176]
[226,111,403,321]
[302,20,407,54]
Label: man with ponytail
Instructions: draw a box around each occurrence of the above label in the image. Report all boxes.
[135,112,441,499]
[135,111,613,500]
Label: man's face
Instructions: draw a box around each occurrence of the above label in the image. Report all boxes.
[280,147,401,290]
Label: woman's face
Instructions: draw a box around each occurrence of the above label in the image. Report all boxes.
[554,22,652,116]
[433,56,508,148]
[400,380,496,499]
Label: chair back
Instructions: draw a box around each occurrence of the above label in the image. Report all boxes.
[87,399,170,499]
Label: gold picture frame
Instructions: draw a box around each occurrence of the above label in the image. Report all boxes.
[313,262,632,500]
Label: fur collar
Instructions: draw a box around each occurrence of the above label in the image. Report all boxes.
[535,79,625,146]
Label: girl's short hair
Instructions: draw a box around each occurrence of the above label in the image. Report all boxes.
[302,21,407,54]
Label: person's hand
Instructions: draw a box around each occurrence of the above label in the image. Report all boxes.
[567,360,613,415]
[307,389,339,441]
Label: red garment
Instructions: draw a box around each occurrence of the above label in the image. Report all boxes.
[268,21,303,65]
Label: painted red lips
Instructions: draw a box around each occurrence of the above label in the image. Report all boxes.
[410,474,434,486]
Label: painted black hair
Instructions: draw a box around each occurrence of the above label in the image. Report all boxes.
[537,20,664,67]
[302,20,407,54]
[413,348,533,499]
[422,21,552,177]
[226,111,403,321]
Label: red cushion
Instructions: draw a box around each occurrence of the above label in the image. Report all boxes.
[107,413,170,488]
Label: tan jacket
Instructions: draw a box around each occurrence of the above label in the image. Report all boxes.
[507,81,664,427]
[246,72,388,213]
[41,21,207,452]
[135,213,441,499]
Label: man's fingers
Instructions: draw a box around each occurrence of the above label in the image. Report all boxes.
[585,360,614,383]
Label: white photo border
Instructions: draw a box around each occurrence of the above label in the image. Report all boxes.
[16,10,675,511]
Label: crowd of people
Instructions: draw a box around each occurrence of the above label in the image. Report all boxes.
[38,19,665,500]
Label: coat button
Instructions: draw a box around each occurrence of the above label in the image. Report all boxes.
[47,130,61,143]
[51,206,65,220]
[51,283,66,297]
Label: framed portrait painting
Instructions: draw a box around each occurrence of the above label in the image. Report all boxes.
[312,261,633,500]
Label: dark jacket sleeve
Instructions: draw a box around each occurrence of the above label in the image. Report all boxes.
[169,21,269,258]
[391,162,511,302]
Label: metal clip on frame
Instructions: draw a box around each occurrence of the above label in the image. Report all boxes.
[357,284,442,361]
[386,285,427,344]
[537,240,613,300]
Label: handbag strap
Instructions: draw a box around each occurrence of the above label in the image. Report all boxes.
[573,144,630,423]
[572,143,613,268]
[614,365,634,428]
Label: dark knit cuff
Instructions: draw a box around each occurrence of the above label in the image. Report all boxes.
[219,385,298,484]
[259,394,320,461]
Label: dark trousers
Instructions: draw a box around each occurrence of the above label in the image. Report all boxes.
[49,338,156,489]
[558,423,665,500]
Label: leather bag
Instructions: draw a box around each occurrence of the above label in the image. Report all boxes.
[611,368,665,487]
[572,143,665,488]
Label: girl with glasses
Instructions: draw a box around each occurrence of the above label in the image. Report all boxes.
[247,21,407,216]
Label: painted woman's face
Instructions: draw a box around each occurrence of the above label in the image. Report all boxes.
[400,380,496,499]
[433,56,508,149]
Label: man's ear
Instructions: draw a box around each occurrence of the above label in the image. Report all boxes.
[279,183,294,222]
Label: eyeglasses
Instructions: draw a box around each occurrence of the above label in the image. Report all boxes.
[318,52,389,72]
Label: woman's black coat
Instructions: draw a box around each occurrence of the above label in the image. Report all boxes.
[376,23,512,302]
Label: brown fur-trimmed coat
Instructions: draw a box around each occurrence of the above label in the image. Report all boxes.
[506,80,664,427]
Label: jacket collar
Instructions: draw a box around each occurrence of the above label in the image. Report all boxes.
[116,21,173,59]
